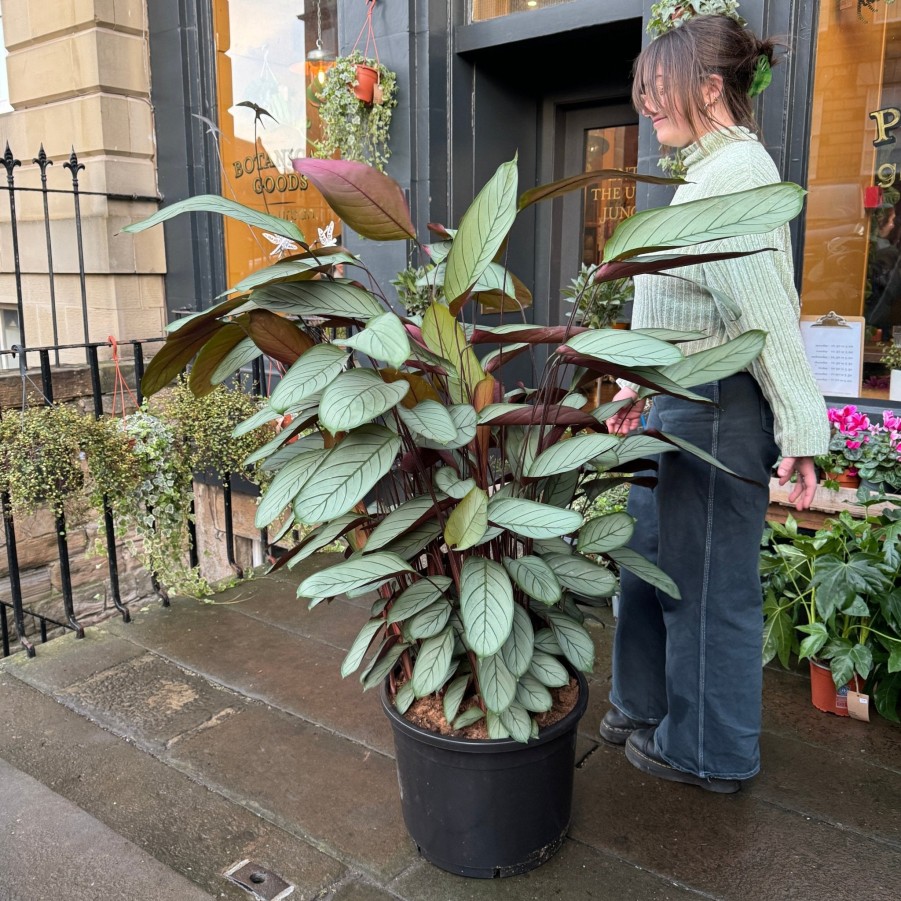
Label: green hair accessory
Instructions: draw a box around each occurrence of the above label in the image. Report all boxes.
[748,54,772,98]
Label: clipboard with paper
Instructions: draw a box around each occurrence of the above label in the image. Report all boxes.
[799,311,864,397]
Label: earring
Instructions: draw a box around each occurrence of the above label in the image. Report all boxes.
[705,95,720,110]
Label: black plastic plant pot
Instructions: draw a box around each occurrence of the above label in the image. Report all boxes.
[380,671,589,878]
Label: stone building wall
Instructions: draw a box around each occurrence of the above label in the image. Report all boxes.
[0,0,166,364]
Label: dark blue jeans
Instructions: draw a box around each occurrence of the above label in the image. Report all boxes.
[610,373,779,780]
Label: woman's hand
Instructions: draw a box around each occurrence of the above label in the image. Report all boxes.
[605,387,646,436]
[776,456,819,511]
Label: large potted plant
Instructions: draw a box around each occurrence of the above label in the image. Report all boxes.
[125,159,802,875]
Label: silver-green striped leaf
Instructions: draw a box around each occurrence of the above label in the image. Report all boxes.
[503,555,562,605]
[387,576,453,624]
[255,448,328,528]
[527,434,620,479]
[487,497,583,539]
[397,400,459,444]
[564,329,684,367]
[528,651,571,688]
[365,494,443,552]
[247,276,383,319]
[607,546,681,600]
[534,627,562,655]
[292,425,401,525]
[406,600,452,640]
[269,344,348,414]
[419,403,478,450]
[545,607,595,673]
[453,707,485,730]
[477,652,517,714]
[499,700,532,743]
[297,552,413,600]
[318,369,409,433]
[341,311,411,368]
[394,680,415,714]
[443,674,470,724]
[340,618,383,678]
[500,603,535,678]
[577,512,635,554]
[360,640,409,690]
[460,558,514,657]
[515,672,554,712]
[411,626,455,697]
[543,553,617,598]
[434,467,477,499]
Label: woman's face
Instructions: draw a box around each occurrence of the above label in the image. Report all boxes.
[640,69,696,149]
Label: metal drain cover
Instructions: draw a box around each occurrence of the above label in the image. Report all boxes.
[224,859,294,901]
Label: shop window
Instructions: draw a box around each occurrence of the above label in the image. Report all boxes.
[211,0,338,288]
[802,1,901,398]
[0,306,20,369]
[470,0,577,23]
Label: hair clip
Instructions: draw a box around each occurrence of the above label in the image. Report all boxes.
[748,54,772,98]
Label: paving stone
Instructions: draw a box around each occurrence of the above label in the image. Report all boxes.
[0,675,346,901]
[218,573,376,652]
[389,839,701,900]
[570,741,901,901]
[107,598,395,755]
[329,878,404,901]
[0,626,144,692]
[762,666,901,774]
[0,758,215,901]
[58,651,244,748]
[167,704,417,882]
[755,731,901,848]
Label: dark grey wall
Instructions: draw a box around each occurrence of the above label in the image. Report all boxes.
[147,0,225,321]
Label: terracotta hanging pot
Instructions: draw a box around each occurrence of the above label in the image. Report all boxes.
[353,64,379,104]
[809,659,863,716]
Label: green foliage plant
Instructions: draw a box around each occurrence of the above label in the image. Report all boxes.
[0,404,139,519]
[761,508,901,721]
[124,154,805,742]
[313,50,397,172]
[563,264,632,330]
[881,341,901,371]
[391,263,445,319]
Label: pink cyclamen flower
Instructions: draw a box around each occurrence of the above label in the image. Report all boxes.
[845,439,863,450]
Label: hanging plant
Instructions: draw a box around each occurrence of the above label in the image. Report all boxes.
[312,49,397,172]
[0,405,138,519]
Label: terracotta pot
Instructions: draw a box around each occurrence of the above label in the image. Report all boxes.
[809,659,863,716]
[353,64,379,104]
[826,471,860,489]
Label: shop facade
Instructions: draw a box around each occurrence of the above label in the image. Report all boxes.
[3,1,899,405]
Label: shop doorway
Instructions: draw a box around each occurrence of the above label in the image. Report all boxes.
[553,104,639,329]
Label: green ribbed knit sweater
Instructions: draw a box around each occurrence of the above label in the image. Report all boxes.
[631,126,829,458]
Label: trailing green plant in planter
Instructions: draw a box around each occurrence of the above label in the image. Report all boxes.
[124,152,803,874]
[0,404,139,519]
[563,264,632,330]
[313,50,397,172]
[390,262,445,318]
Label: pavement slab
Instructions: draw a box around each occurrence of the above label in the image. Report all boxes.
[105,594,396,755]
[389,839,704,901]
[571,740,901,901]
[0,676,347,900]
[0,757,215,901]
[167,703,418,882]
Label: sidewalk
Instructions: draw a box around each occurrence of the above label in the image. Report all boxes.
[1,552,899,900]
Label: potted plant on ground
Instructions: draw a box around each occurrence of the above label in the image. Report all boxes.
[312,49,397,172]
[124,158,802,875]
[761,508,901,719]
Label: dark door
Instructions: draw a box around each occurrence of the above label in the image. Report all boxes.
[552,105,639,328]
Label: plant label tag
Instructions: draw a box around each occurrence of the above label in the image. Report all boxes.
[372,83,384,105]
[846,690,870,722]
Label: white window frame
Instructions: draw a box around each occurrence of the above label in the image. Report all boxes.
[0,305,21,369]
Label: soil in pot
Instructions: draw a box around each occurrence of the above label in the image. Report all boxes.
[809,659,863,716]
[400,677,580,740]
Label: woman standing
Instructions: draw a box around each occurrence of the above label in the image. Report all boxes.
[602,15,829,793]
